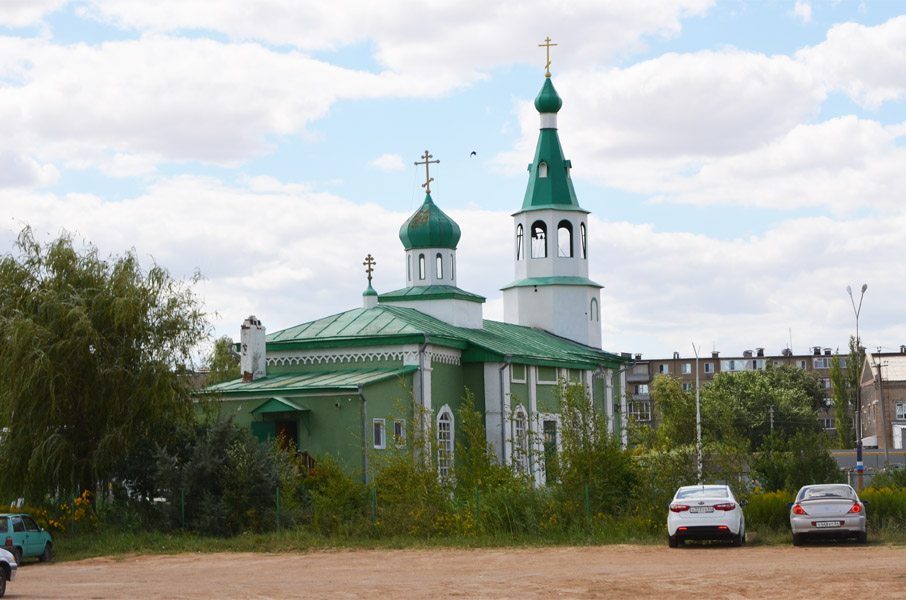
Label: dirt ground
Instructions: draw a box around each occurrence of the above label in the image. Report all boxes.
[10,543,906,599]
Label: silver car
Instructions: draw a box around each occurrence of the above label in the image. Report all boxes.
[788,483,868,545]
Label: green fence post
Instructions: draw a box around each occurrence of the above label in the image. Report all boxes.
[585,484,591,526]
[475,485,480,530]
[276,486,281,532]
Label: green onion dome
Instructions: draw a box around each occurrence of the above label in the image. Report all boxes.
[399,194,461,250]
[534,77,562,114]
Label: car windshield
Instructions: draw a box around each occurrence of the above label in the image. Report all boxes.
[799,485,856,501]
[676,487,729,500]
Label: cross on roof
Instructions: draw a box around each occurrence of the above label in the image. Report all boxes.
[414,150,439,194]
[363,254,376,281]
[539,36,557,77]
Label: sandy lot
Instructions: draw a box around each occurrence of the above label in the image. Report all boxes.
[11,544,906,599]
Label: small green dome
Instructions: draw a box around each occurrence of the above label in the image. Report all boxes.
[534,78,562,113]
[399,194,461,250]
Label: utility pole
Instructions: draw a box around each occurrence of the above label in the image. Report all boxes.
[847,284,867,490]
[693,343,702,485]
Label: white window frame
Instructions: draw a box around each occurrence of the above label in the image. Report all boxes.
[373,418,386,450]
[813,357,831,369]
[681,363,692,375]
[536,365,558,385]
[510,363,527,383]
[512,406,529,473]
[897,403,906,420]
[704,362,714,374]
[437,406,454,479]
[659,364,669,374]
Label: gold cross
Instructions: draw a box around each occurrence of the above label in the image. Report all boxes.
[363,254,376,281]
[539,36,557,77]
[414,150,439,194]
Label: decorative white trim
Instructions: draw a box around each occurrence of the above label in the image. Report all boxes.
[267,345,461,367]
[427,348,461,365]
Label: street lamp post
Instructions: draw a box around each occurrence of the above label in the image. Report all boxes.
[692,343,702,485]
[846,284,867,489]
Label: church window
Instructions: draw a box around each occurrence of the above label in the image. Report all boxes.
[435,253,443,279]
[450,253,455,280]
[543,419,558,484]
[513,407,529,473]
[394,419,406,447]
[407,255,412,282]
[590,297,599,322]
[418,254,426,280]
[531,221,547,258]
[437,407,454,479]
[373,419,386,450]
[580,223,587,259]
[538,162,548,178]
[557,220,573,257]
[516,224,524,260]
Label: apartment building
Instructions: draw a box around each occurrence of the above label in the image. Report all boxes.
[626,346,848,433]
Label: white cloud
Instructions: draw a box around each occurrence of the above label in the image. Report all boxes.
[0,0,69,27]
[0,35,463,175]
[798,15,906,109]
[81,0,714,76]
[0,147,59,188]
[368,154,405,171]
[793,0,812,24]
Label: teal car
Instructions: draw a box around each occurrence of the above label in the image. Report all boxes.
[0,514,52,564]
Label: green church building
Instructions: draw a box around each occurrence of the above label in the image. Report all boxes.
[206,62,630,485]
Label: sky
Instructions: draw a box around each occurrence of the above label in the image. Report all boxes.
[2,0,905,363]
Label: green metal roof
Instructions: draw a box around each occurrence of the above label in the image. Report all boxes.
[398,194,461,250]
[265,305,625,370]
[520,78,583,213]
[378,285,485,304]
[500,276,603,291]
[206,366,419,397]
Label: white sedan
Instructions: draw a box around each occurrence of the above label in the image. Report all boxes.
[667,484,747,547]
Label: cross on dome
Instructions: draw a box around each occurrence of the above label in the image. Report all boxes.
[363,254,376,281]
[539,36,557,77]
[414,150,440,194]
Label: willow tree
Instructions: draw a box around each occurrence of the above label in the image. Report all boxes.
[0,227,210,499]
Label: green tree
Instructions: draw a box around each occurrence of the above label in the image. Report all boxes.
[651,374,696,447]
[207,335,240,384]
[830,336,859,448]
[0,227,209,499]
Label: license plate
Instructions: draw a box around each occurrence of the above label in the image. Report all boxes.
[690,507,714,513]
[815,521,841,528]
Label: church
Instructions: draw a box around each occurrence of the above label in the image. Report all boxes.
[205,50,630,485]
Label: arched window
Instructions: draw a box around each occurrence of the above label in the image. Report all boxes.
[580,222,587,259]
[450,253,455,280]
[437,407,454,479]
[516,224,524,260]
[538,162,548,178]
[531,221,547,258]
[418,254,426,280]
[407,255,412,282]
[590,297,599,322]
[513,407,529,473]
[557,220,573,258]
[435,253,443,279]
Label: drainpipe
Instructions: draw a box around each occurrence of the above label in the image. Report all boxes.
[359,383,368,484]
[418,334,430,458]
[499,354,512,465]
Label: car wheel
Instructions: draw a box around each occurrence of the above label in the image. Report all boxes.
[668,534,680,548]
[733,527,745,547]
[10,548,21,566]
[857,531,868,544]
[0,570,6,598]
[792,533,803,546]
[39,542,52,562]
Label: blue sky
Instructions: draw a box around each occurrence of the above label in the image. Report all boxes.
[2,0,905,361]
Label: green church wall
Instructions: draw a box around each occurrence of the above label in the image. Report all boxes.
[461,364,486,413]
